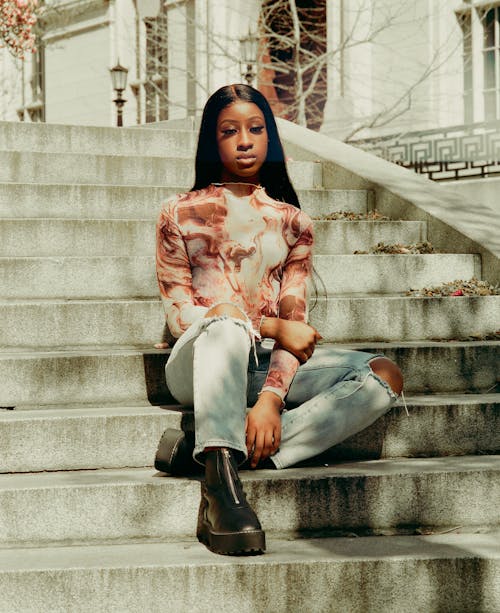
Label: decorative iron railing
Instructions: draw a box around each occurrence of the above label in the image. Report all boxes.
[349,120,500,181]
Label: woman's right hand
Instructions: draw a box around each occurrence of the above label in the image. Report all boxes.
[261,317,322,363]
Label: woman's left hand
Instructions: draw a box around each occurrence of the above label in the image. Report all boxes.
[245,392,282,468]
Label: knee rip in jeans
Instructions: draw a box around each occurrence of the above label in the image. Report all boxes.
[199,314,260,366]
[367,360,409,416]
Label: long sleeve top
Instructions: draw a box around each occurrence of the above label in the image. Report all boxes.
[156,183,314,401]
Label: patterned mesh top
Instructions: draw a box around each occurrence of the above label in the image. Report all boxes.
[156,183,314,401]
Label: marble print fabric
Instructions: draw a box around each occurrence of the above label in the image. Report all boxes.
[156,183,314,400]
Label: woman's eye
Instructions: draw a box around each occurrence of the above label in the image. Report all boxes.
[222,128,237,136]
[250,126,264,133]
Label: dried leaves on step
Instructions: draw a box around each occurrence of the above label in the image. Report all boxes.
[355,241,436,254]
[314,210,391,221]
[406,277,500,297]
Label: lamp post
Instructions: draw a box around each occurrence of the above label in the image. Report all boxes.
[110,61,129,127]
[239,31,258,86]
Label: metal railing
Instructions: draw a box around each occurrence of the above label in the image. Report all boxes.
[349,120,500,181]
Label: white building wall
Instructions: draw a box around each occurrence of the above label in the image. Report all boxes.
[1,0,492,134]
[323,0,466,139]
[0,50,23,121]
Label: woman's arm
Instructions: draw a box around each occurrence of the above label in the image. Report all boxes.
[156,202,209,336]
[246,214,319,466]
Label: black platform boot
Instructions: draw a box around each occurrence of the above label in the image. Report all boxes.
[154,428,201,476]
[197,448,266,555]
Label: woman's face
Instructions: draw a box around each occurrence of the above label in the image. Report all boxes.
[216,101,268,184]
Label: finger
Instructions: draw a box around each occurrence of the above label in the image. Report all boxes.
[246,423,256,455]
[251,431,265,467]
[314,329,323,341]
[154,342,169,349]
[273,425,281,452]
[261,431,274,460]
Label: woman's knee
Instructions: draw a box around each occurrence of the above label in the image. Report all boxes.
[369,357,403,396]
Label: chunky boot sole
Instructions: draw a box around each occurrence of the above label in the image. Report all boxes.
[154,428,200,476]
[196,492,266,555]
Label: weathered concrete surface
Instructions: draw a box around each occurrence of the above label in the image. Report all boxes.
[311,295,500,342]
[0,219,425,257]
[1,295,498,348]
[0,457,498,545]
[0,151,321,189]
[0,121,198,156]
[0,405,188,472]
[0,394,497,473]
[0,183,369,219]
[0,342,497,406]
[0,253,481,299]
[328,393,500,460]
[0,533,498,613]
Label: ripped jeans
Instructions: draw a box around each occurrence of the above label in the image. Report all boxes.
[165,316,399,469]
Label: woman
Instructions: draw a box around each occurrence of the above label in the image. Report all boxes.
[155,84,403,556]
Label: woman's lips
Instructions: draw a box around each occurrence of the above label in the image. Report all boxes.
[236,155,257,166]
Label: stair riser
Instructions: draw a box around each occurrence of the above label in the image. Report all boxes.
[0,122,198,156]
[0,345,496,406]
[0,464,497,545]
[329,400,500,461]
[0,400,497,473]
[311,296,500,342]
[2,296,499,347]
[313,220,427,254]
[0,184,369,219]
[0,254,481,299]
[0,152,322,188]
[0,184,181,219]
[314,254,481,295]
[0,220,426,257]
[0,546,497,613]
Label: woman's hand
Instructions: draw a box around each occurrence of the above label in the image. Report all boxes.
[245,392,282,468]
[261,317,322,363]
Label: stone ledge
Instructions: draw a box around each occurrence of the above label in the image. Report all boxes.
[0,533,498,612]
[278,118,500,284]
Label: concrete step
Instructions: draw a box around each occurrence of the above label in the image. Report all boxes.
[0,532,498,613]
[0,394,497,473]
[0,253,481,299]
[310,294,500,342]
[0,342,496,406]
[0,151,322,188]
[0,457,498,546]
[312,220,427,254]
[1,294,499,348]
[313,253,481,294]
[0,121,197,157]
[0,405,186,473]
[0,183,370,219]
[0,219,426,257]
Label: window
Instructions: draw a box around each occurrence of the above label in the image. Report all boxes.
[459,12,473,123]
[482,6,500,120]
[28,44,45,122]
[144,11,168,123]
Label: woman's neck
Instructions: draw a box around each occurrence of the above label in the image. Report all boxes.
[214,182,261,198]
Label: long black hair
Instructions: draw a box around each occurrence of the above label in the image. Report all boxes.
[191,84,300,208]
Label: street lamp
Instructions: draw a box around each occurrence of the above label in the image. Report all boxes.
[239,31,259,86]
[110,61,129,127]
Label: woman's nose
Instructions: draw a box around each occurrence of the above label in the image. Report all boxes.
[237,129,253,149]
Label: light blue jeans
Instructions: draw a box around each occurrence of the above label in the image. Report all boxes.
[165,316,398,469]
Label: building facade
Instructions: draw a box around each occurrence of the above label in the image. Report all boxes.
[0,0,499,141]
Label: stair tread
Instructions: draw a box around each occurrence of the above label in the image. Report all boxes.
[0,392,496,417]
[1,455,498,488]
[0,531,498,570]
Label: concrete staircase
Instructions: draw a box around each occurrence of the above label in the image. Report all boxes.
[0,120,499,613]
